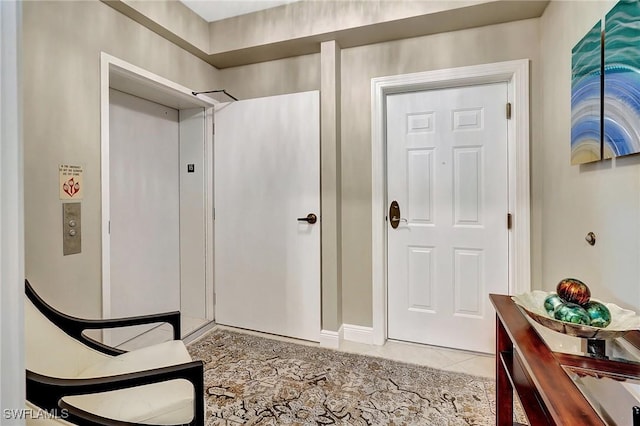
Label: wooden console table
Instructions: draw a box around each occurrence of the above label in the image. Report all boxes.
[490,294,640,426]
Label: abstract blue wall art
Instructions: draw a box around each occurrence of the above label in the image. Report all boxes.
[604,0,640,159]
[571,21,602,165]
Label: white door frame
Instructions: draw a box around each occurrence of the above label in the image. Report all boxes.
[1,0,25,413]
[371,59,531,345]
[100,53,217,324]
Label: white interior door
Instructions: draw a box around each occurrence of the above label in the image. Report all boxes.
[386,82,509,354]
[215,91,320,342]
[109,89,180,346]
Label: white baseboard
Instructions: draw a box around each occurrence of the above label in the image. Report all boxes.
[319,326,343,349]
[320,324,375,348]
[343,324,374,345]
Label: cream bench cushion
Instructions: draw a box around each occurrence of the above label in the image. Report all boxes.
[25,401,75,426]
[26,291,199,425]
[63,341,194,424]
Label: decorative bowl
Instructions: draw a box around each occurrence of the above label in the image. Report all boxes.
[512,290,640,339]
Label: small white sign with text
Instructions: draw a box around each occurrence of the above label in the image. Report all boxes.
[59,164,84,200]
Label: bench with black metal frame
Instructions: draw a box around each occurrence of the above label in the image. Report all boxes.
[25,279,205,426]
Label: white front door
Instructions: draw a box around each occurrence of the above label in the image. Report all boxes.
[109,89,181,346]
[214,91,321,342]
[386,83,509,353]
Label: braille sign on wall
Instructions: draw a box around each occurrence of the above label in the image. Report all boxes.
[59,164,84,200]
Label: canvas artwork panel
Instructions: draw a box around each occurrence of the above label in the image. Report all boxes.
[571,21,602,165]
[603,0,640,159]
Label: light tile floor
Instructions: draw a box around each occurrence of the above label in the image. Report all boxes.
[210,325,496,379]
[340,339,495,378]
[120,323,495,379]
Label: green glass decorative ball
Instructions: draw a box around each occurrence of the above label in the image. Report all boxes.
[583,301,612,328]
[544,293,564,316]
[554,302,591,325]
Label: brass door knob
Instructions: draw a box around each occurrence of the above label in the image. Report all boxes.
[389,200,407,229]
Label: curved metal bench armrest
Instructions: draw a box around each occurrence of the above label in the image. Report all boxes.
[27,360,205,426]
[26,279,181,355]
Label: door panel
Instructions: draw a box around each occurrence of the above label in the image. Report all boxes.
[407,149,434,222]
[387,83,509,353]
[214,91,320,342]
[179,108,208,335]
[408,246,434,311]
[108,89,180,346]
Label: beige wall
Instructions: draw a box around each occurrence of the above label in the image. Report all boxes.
[220,18,540,327]
[340,18,541,326]
[22,1,220,317]
[217,54,320,99]
[121,0,210,53]
[29,0,640,333]
[539,1,640,310]
[208,0,482,54]
[319,41,343,332]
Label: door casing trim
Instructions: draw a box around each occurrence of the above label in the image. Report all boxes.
[371,59,531,345]
[100,53,217,331]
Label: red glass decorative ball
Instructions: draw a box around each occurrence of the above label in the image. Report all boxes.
[556,278,591,305]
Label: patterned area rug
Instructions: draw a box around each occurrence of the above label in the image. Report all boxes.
[188,329,524,425]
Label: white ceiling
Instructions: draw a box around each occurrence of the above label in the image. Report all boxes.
[180,0,301,22]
